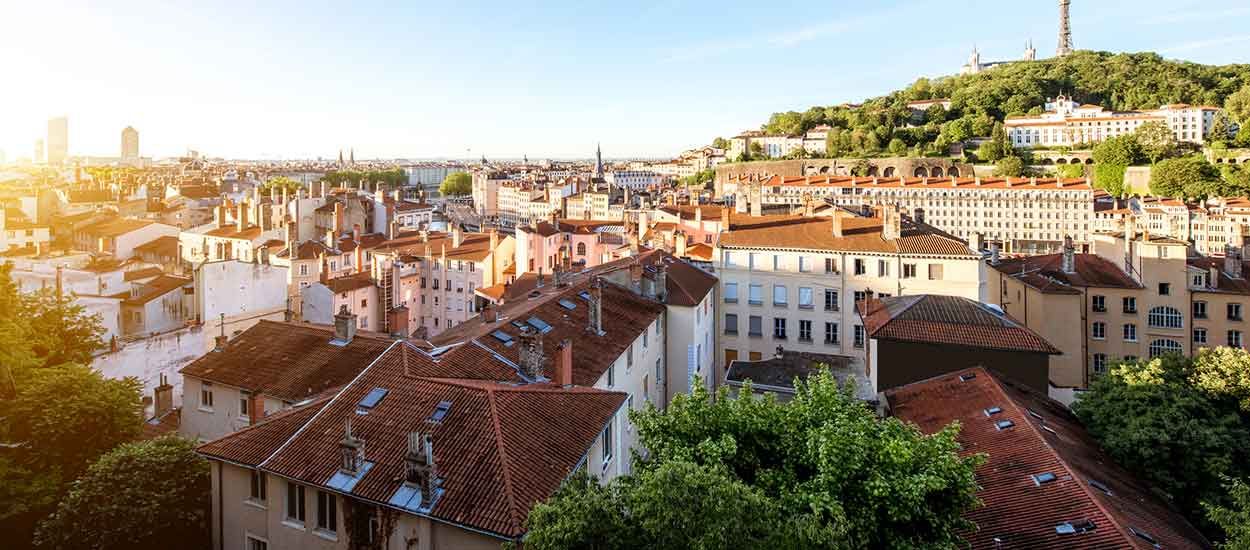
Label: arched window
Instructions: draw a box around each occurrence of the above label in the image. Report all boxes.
[576,242,586,256]
[1148,306,1183,329]
[1149,339,1183,357]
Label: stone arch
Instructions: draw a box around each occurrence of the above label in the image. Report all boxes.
[1070,158,1081,165]
[947,167,960,177]
[1055,158,1068,164]
[914,166,929,177]
[867,166,879,177]
[1041,158,1054,165]
[1084,158,1094,165]
[931,166,944,177]
[883,166,896,177]
[819,166,830,174]
[1216,158,1226,163]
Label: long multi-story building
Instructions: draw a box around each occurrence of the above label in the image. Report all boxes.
[1006,95,1219,147]
[725,174,1095,254]
[714,205,984,394]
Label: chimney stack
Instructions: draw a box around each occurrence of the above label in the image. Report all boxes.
[1210,266,1220,290]
[588,277,604,335]
[452,226,463,249]
[339,417,364,475]
[881,206,901,241]
[1061,236,1076,273]
[517,326,545,380]
[630,261,644,294]
[333,201,344,235]
[555,339,573,386]
[656,263,668,302]
[332,304,358,345]
[990,241,1001,265]
[154,373,173,417]
[403,432,439,508]
[913,207,925,225]
[481,301,498,323]
[387,305,410,339]
[1226,247,1243,280]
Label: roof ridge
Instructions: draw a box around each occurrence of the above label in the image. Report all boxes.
[981,370,1139,547]
[258,339,403,469]
[484,386,524,531]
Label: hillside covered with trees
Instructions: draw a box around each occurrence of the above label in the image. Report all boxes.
[736,51,1250,159]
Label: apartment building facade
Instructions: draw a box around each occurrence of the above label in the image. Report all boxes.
[714,207,984,381]
[1005,95,1219,147]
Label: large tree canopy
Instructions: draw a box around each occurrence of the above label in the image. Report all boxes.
[36,436,209,550]
[1149,155,1223,199]
[521,371,983,549]
[438,172,472,196]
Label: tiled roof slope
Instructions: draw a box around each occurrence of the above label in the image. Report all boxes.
[860,295,1059,354]
[248,343,624,539]
[990,254,1143,293]
[743,174,1093,192]
[1188,257,1250,295]
[197,395,331,466]
[719,214,974,256]
[635,250,716,307]
[473,280,665,386]
[887,367,1209,550]
[179,320,393,401]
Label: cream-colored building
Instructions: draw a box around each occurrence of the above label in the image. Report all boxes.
[1006,95,1219,147]
[714,206,984,389]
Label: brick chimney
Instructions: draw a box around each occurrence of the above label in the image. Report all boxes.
[675,232,687,258]
[236,200,248,232]
[154,373,173,417]
[388,305,410,339]
[403,432,439,507]
[517,326,545,380]
[913,207,925,225]
[481,301,498,323]
[248,392,264,425]
[452,226,463,249]
[630,261,644,294]
[655,263,668,302]
[831,212,844,238]
[881,206,901,241]
[555,339,573,386]
[333,201,344,234]
[332,304,357,345]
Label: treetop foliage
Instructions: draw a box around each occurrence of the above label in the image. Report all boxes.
[438,171,472,196]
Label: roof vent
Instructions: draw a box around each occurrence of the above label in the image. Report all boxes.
[995,419,1015,430]
[983,406,1003,416]
[959,372,977,382]
[1055,519,1096,535]
[1032,472,1057,485]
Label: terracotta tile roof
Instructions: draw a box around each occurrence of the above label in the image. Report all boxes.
[179,320,393,401]
[203,224,264,240]
[278,240,336,260]
[78,217,157,238]
[887,367,1209,550]
[684,242,713,261]
[123,275,191,306]
[133,235,180,257]
[719,213,974,256]
[633,250,716,308]
[67,189,115,203]
[859,295,1059,354]
[369,230,498,262]
[658,205,725,221]
[123,266,164,282]
[207,342,626,539]
[737,174,1094,192]
[989,254,1142,293]
[325,271,375,294]
[1188,257,1250,295]
[142,407,181,439]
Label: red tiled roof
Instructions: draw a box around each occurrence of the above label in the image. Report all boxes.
[737,174,1094,192]
[631,250,716,307]
[720,213,974,256]
[990,253,1142,293]
[78,217,157,238]
[1188,256,1250,295]
[123,275,190,306]
[179,320,393,401]
[123,266,164,282]
[859,295,1059,354]
[369,230,498,262]
[325,271,375,294]
[133,235,180,257]
[887,367,1209,549]
[213,343,626,539]
[658,205,725,221]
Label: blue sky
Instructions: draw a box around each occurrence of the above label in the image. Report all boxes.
[2,0,1249,160]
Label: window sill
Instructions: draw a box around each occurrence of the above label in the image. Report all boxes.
[282,520,306,531]
[773,303,788,308]
[797,305,814,310]
[723,299,738,304]
[313,529,339,542]
[243,499,267,511]
[773,335,788,340]
[824,308,840,313]
[824,340,840,346]
[748,333,763,338]
[798,338,813,343]
[747,301,763,306]
[724,331,738,336]
[198,406,214,413]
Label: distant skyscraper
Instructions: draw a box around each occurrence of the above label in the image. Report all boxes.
[1056,0,1073,57]
[121,126,139,162]
[34,139,44,164]
[47,116,68,165]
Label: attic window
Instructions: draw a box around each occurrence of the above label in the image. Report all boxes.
[1055,519,1096,535]
[1031,472,1057,485]
[983,406,1003,416]
[357,388,389,412]
[491,330,513,344]
[526,316,554,334]
[510,320,526,330]
[959,373,977,382]
[558,299,577,310]
[1088,479,1113,496]
[1129,527,1159,547]
[578,291,592,301]
[995,419,1015,430]
[429,401,452,423]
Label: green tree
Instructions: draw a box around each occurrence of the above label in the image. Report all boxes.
[35,436,209,550]
[1191,347,1250,412]
[1092,134,1143,166]
[993,156,1026,177]
[260,176,302,195]
[522,371,983,548]
[1136,121,1180,164]
[438,172,472,196]
[1206,478,1250,550]
[711,137,730,150]
[826,128,848,158]
[1056,164,1086,179]
[1227,83,1250,126]
[1073,355,1250,531]
[887,137,908,155]
[1209,113,1236,146]
[1150,155,1221,198]
[1093,163,1128,197]
[749,142,765,158]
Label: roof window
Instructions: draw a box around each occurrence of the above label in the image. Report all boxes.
[959,372,977,381]
[558,299,577,310]
[1055,519,1096,535]
[526,316,554,333]
[1027,409,1043,419]
[357,388,389,412]
[984,406,1003,416]
[429,401,452,423]
[1032,472,1057,485]
[491,330,513,344]
[578,290,592,300]
[995,419,1015,430]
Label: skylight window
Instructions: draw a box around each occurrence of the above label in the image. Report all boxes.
[510,320,526,330]
[1129,527,1159,547]
[526,316,553,333]
[1032,472,1057,485]
[558,299,577,310]
[1055,519,1096,535]
[357,388,388,412]
[984,406,1003,416]
[578,291,592,301]
[429,401,452,423]
[1088,479,1112,496]
[995,419,1015,430]
[491,330,513,344]
[959,373,977,382]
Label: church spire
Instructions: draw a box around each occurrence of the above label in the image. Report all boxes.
[594,142,604,179]
[349,148,355,165]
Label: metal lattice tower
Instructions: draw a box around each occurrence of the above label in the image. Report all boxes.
[1056,0,1073,57]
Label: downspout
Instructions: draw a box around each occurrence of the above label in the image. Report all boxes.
[217,461,224,550]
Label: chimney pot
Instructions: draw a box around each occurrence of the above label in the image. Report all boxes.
[333,304,358,344]
[556,339,574,386]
